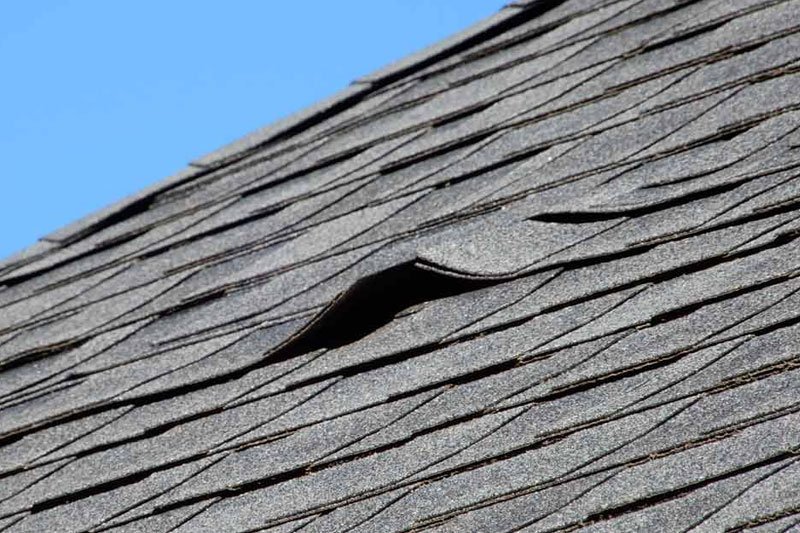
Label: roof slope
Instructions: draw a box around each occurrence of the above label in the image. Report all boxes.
[1,0,800,531]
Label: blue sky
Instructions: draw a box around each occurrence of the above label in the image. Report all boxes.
[0,1,506,259]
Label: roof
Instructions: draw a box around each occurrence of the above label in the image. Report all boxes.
[1,0,800,531]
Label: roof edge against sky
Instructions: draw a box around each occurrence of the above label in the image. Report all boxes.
[188,1,556,169]
[0,1,557,275]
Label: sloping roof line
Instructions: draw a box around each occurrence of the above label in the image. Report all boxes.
[190,3,547,168]
[2,0,800,531]
[1,1,550,273]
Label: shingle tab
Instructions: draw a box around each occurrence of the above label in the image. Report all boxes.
[2,1,800,531]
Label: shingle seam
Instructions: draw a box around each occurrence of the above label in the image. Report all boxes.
[0,204,792,448]
[40,166,212,247]
[728,503,800,531]
[249,34,795,205]
[348,2,554,87]
[151,390,793,529]
[5,2,800,528]
[0,1,787,280]
[98,460,227,532]
[12,14,772,284]
[0,164,221,282]
[0,3,564,275]
[9,320,796,524]
[188,2,561,170]
[585,455,800,532]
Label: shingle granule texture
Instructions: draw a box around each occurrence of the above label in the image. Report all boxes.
[1,1,800,531]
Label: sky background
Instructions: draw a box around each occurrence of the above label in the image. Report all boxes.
[0,0,506,259]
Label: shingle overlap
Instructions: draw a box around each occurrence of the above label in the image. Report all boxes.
[2,1,800,531]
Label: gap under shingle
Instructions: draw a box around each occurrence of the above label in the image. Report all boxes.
[280,261,496,354]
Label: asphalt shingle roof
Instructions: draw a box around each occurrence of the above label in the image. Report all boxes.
[1,1,800,531]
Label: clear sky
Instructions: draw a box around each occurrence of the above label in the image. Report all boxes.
[0,0,506,260]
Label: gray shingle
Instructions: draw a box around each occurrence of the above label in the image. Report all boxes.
[2,1,798,531]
